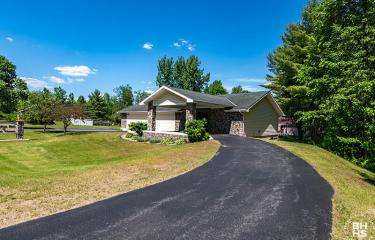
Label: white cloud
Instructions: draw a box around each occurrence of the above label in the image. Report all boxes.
[224,85,265,93]
[172,39,196,51]
[242,86,265,92]
[143,42,153,50]
[179,38,188,44]
[187,43,195,51]
[54,65,97,77]
[47,76,66,84]
[67,77,85,83]
[231,77,267,84]
[5,37,13,42]
[145,89,154,94]
[21,77,50,89]
[173,42,181,48]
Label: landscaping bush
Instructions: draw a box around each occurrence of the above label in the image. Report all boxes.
[161,137,175,145]
[175,138,187,145]
[135,136,148,142]
[185,119,210,142]
[149,137,161,144]
[128,122,147,136]
[126,132,135,138]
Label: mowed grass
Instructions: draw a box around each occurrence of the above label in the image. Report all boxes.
[265,139,375,240]
[0,131,219,228]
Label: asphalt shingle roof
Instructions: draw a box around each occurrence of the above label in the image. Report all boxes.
[167,87,236,107]
[220,91,269,112]
[118,105,179,113]
[118,87,270,113]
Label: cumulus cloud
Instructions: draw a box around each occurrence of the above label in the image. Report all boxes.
[145,89,154,94]
[143,42,153,50]
[54,65,97,77]
[231,77,267,84]
[5,37,13,42]
[224,85,265,93]
[47,76,66,84]
[21,77,50,89]
[173,42,181,48]
[67,77,85,83]
[172,39,196,51]
[242,86,265,92]
[187,44,195,51]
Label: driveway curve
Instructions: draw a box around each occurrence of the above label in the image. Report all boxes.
[0,135,333,240]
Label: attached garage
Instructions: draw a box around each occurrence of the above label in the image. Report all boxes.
[126,112,147,129]
[155,112,175,132]
[122,107,177,132]
[243,96,279,137]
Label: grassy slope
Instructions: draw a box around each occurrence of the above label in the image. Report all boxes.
[265,139,375,240]
[0,131,219,228]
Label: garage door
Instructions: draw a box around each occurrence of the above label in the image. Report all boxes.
[156,112,175,132]
[126,113,147,129]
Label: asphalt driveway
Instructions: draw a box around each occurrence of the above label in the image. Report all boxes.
[0,135,333,240]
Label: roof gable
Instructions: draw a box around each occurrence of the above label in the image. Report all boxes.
[221,91,269,111]
[119,86,284,115]
[140,86,235,107]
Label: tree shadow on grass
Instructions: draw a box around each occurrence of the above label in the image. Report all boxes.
[358,172,375,186]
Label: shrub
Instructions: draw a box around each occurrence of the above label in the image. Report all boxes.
[175,138,187,145]
[185,119,210,142]
[135,136,148,142]
[128,122,147,136]
[161,137,175,145]
[149,137,161,144]
[126,132,135,138]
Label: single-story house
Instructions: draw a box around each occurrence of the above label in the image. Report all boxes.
[118,86,284,137]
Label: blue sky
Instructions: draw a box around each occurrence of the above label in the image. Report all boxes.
[0,0,307,97]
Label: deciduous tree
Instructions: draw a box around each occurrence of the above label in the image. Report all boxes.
[205,80,227,95]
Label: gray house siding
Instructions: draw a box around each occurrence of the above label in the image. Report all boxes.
[243,97,279,137]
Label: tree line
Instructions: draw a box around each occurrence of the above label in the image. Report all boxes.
[0,54,252,127]
[156,55,250,95]
[0,55,152,128]
[266,0,375,171]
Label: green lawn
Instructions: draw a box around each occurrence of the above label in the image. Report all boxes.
[265,139,375,240]
[24,121,121,130]
[0,131,219,228]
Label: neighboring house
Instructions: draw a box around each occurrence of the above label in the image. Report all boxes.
[70,118,94,126]
[118,86,284,137]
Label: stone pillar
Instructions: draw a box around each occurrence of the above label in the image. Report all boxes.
[229,121,246,137]
[120,113,127,129]
[16,120,24,139]
[175,111,186,131]
[147,101,156,131]
[186,103,196,123]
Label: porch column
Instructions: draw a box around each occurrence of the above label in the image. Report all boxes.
[120,113,127,129]
[147,101,156,131]
[186,103,196,122]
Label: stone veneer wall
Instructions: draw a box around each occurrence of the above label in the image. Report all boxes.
[186,103,196,122]
[143,131,188,141]
[147,101,156,131]
[207,109,245,136]
[229,121,246,137]
[120,113,127,129]
[175,111,186,131]
[16,120,24,139]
